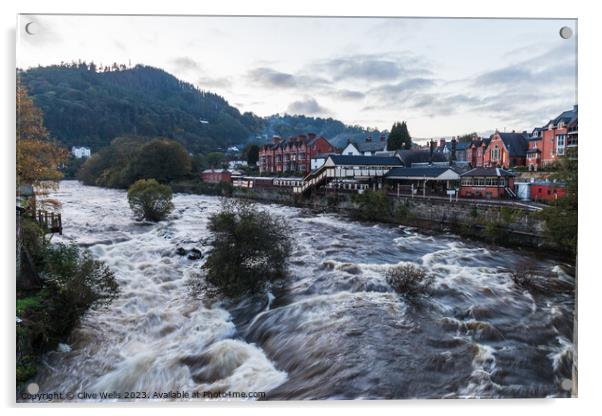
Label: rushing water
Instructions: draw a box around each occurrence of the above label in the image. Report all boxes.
[27,180,575,400]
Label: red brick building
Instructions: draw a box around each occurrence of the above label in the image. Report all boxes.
[201,169,238,184]
[465,138,490,168]
[459,167,516,199]
[530,182,567,203]
[484,131,528,168]
[527,105,578,171]
[259,133,335,174]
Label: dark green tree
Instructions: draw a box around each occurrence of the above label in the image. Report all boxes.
[206,152,225,168]
[127,179,174,222]
[399,121,412,150]
[203,200,291,297]
[244,144,260,166]
[387,121,412,150]
[129,139,192,183]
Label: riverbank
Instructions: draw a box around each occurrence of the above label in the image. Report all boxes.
[169,179,571,260]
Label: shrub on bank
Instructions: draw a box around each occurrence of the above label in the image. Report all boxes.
[127,179,174,222]
[351,189,392,221]
[16,241,118,385]
[203,200,292,297]
[386,264,435,296]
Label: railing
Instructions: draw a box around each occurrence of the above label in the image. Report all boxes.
[30,209,62,234]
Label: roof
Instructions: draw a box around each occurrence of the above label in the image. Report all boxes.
[264,134,331,150]
[327,155,402,166]
[311,152,337,159]
[461,167,515,177]
[396,149,447,165]
[385,166,460,179]
[497,132,529,157]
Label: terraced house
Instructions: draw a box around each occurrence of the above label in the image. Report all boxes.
[527,105,578,171]
[258,133,335,174]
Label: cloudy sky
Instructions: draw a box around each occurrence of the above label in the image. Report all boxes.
[17,15,577,138]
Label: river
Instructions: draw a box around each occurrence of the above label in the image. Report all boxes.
[28,180,575,400]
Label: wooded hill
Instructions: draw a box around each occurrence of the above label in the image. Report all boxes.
[19,63,385,153]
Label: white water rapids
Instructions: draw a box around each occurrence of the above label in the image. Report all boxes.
[26,180,575,400]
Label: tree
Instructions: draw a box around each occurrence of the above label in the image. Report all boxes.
[206,152,225,168]
[16,79,68,189]
[399,121,412,150]
[127,179,174,222]
[538,157,578,254]
[244,144,260,166]
[129,139,192,183]
[458,132,478,143]
[387,121,412,150]
[203,200,292,297]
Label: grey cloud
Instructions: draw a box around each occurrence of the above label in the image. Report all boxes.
[331,89,366,101]
[315,53,431,82]
[170,57,202,72]
[248,67,297,88]
[287,98,330,115]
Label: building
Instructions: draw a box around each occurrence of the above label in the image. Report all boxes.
[258,133,335,174]
[459,167,516,199]
[227,160,248,170]
[341,135,388,156]
[71,146,91,159]
[484,131,528,168]
[293,154,403,194]
[310,152,338,171]
[201,169,241,184]
[465,138,490,168]
[529,181,567,203]
[527,105,578,171]
[396,149,447,166]
[385,166,461,197]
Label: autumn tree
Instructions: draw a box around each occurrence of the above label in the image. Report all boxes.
[16,79,67,190]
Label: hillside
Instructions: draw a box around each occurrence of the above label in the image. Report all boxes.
[19,64,386,153]
[260,114,385,148]
[19,64,265,153]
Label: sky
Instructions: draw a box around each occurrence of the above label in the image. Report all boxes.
[17,15,577,139]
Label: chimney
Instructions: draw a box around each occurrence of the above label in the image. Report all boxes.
[429,139,435,165]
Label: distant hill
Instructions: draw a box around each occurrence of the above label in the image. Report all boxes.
[19,64,265,153]
[259,114,386,149]
[19,64,387,153]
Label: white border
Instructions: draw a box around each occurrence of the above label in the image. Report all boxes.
[2,1,599,415]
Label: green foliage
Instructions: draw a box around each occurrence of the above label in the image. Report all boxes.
[395,203,415,222]
[484,221,506,244]
[385,264,435,296]
[263,114,385,148]
[387,121,412,151]
[127,179,174,222]
[203,200,292,297]
[500,207,521,224]
[78,136,191,188]
[538,157,578,254]
[16,243,117,385]
[457,132,478,143]
[19,64,263,153]
[171,179,233,196]
[61,155,87,179]
[244,144,260,165]
[128,139,192,183]
[206,152,226,168]
[351,190,392,221]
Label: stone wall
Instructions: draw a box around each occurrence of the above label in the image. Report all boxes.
[231,187,566,254]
